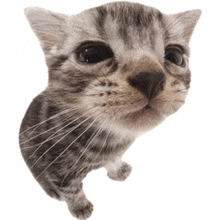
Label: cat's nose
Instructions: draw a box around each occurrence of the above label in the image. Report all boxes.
[128,71,166,100]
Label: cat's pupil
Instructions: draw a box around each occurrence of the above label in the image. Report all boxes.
[78,44,113,64]
[165,47,183,66]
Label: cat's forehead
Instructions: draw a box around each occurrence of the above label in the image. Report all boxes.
[71,2,164,58]
[102,2,162,28]
[95,2,161,24]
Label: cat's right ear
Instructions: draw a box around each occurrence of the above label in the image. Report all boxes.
[24,7,69,53]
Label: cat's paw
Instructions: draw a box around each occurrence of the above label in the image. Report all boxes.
[69,201,93,220]
[107,162,132,181]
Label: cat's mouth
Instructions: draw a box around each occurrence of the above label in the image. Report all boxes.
[124,99,153,116]
[124,100,154,117]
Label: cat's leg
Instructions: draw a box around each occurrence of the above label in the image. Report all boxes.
[60,179,93,220]
[105,157,132,181]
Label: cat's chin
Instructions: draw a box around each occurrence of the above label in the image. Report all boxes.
[114,103,165,136]
[118,97,185,135]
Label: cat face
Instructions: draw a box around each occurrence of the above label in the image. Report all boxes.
[25,2,201,136]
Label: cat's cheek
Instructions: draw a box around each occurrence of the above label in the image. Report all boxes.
[149,75,188,116]
[150,92,186,116]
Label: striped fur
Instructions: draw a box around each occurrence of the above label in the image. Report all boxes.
[20,2,201,219]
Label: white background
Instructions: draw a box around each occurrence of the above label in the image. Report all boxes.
[1,0,220,220]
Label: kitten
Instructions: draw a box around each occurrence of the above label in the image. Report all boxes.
[20,2,201,219]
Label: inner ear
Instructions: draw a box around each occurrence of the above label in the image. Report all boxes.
[25,7,69,52]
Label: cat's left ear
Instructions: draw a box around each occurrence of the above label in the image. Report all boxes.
[24,7,69,53]
[164,9,202,44]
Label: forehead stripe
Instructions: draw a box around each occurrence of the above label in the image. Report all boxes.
[95,6,107,37]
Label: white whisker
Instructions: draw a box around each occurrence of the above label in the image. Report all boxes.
[61,118,107,186]
[35,113,100,180]
[93,125,112,162]
[19,108,75,137]
[21,114,73,146]
[25,108,97,162]
[21,107,91,146]
[30,110,99,169]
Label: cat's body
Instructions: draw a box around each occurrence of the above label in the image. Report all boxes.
[20,2,201,219]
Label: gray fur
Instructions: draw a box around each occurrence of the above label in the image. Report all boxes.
[20,2,201,219]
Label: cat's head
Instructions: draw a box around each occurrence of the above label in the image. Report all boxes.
[25,2,201,136]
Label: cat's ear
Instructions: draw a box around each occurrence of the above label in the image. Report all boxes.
[24,7,69,52]
[164,9,201,44]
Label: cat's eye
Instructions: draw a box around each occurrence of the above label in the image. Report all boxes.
[165,46,183,66]
[77,43,113,64]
